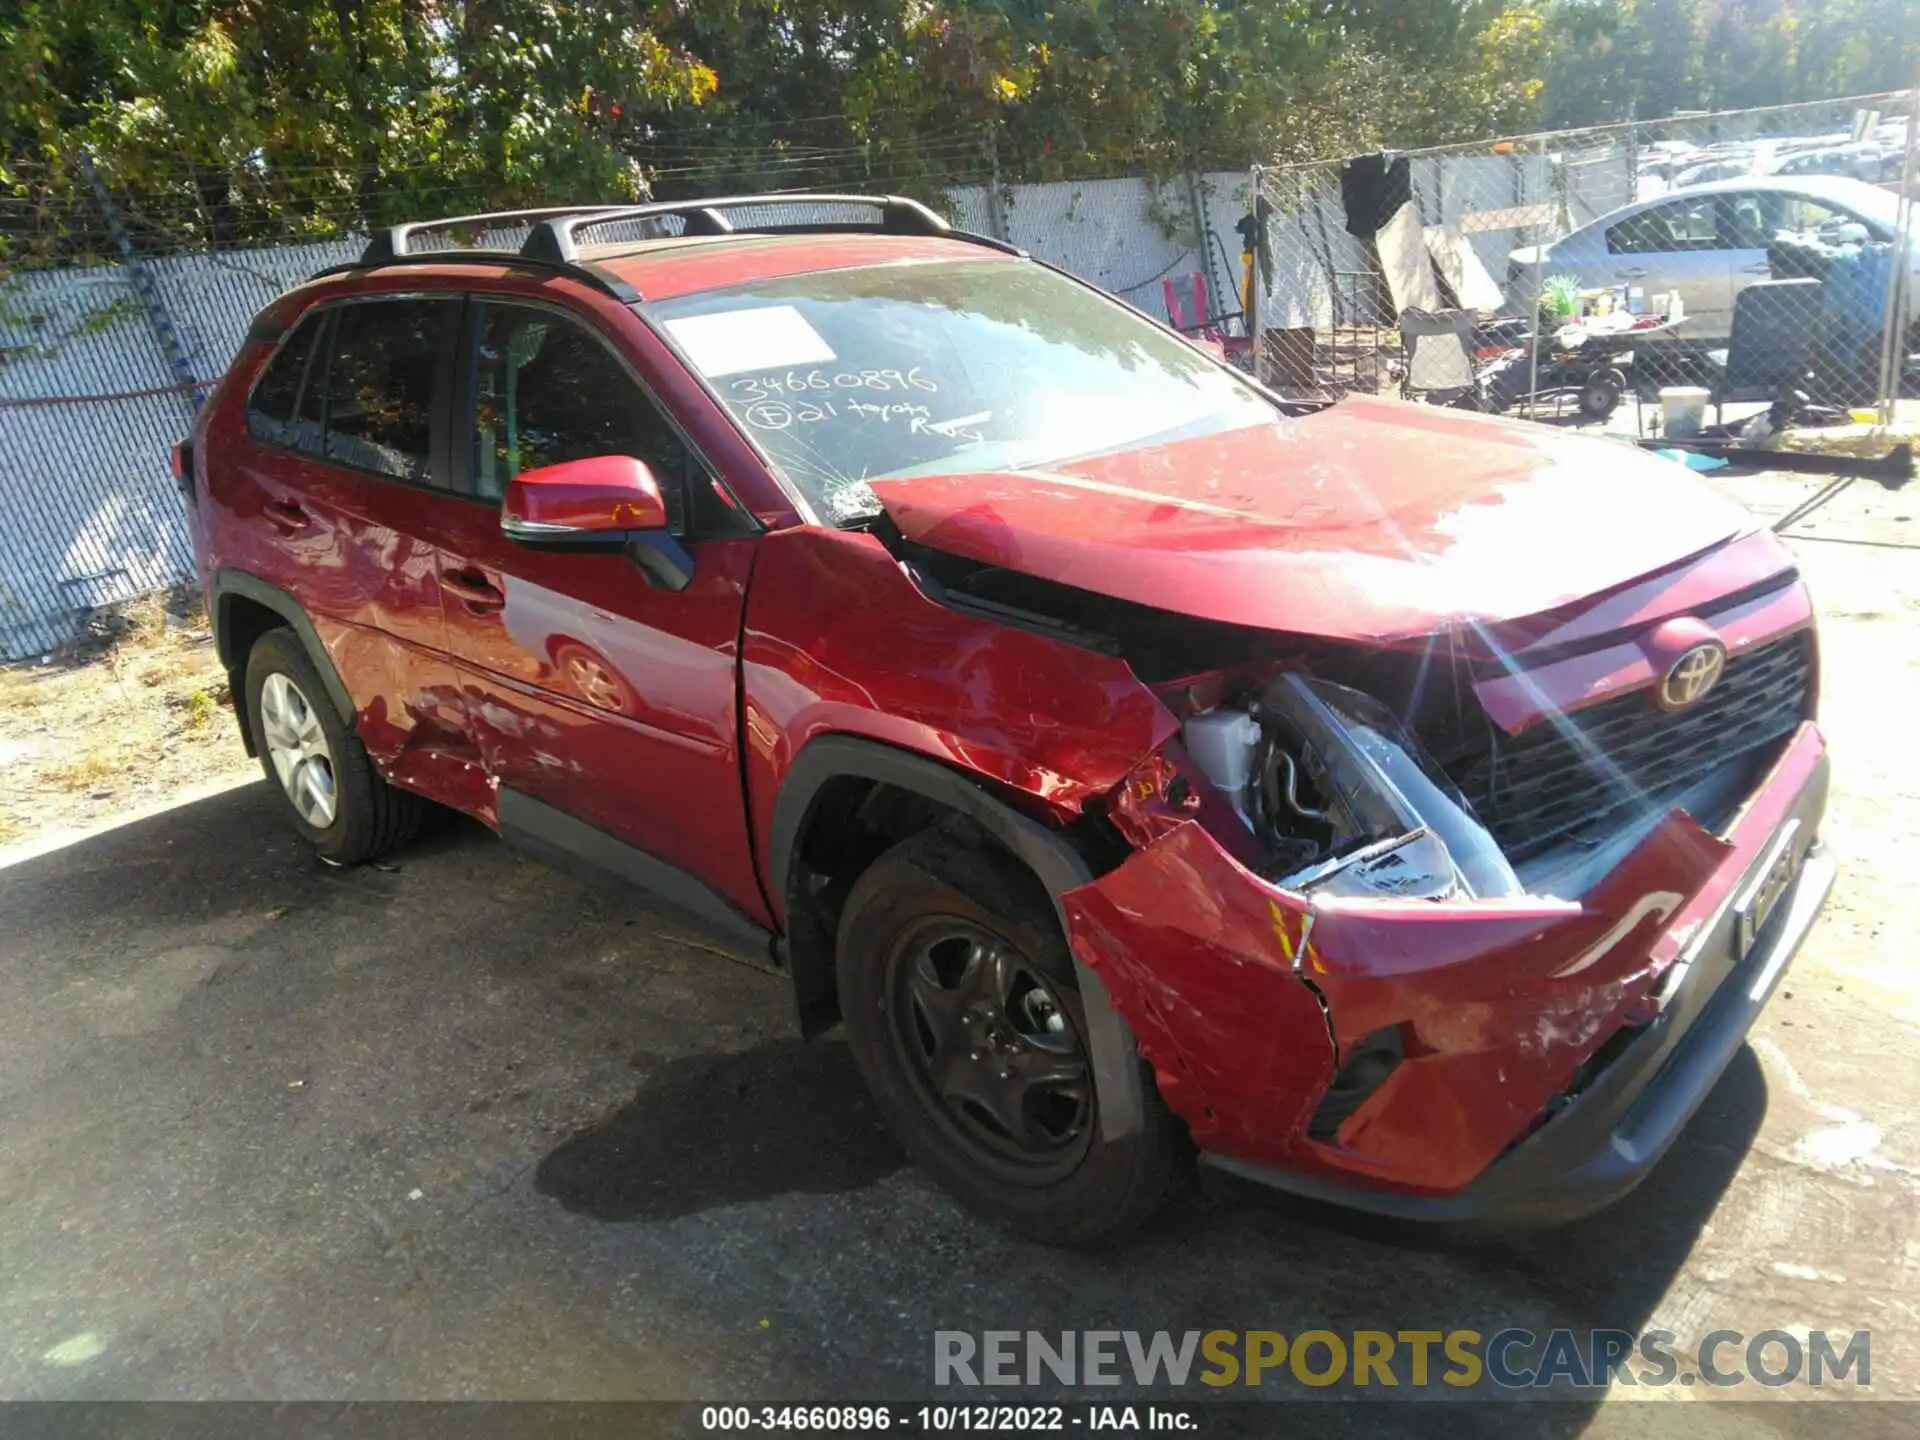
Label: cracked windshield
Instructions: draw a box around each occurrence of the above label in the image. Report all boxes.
[653,259,1274,524]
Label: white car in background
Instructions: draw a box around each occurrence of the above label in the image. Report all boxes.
[1510,175,1913,339]
[1770,143,1898,185]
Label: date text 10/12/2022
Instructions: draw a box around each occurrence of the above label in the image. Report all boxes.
[700,1406,1198,1432]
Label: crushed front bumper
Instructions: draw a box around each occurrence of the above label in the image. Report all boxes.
[1064,722,1831,1227]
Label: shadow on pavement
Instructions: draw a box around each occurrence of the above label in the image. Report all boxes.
[535,1038,907,1220]
[0,778,1787,1418]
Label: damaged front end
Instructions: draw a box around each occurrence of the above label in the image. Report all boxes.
[888,519,1832,1223]
[1177,671,1522,903]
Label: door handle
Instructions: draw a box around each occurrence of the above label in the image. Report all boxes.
[441,569,506,613]
[1613,267,1649,280]
[1740,261,1772,274]
[263,499,310,532]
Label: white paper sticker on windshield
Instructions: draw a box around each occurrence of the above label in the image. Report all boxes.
[664,306,836,377]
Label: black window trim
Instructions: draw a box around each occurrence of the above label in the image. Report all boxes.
[245,292,467,500]
[452,292,759,538]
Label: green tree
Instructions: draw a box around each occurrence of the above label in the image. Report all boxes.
[6,0,1915,265]
[2,1,716,254]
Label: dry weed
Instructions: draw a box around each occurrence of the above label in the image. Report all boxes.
[41,749,120,792]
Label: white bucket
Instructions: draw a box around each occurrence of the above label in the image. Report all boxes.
[1660,386,1710,439]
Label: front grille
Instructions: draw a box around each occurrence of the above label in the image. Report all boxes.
[1454,631,1813,857]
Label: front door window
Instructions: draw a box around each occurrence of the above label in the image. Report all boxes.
[469,302,693,532]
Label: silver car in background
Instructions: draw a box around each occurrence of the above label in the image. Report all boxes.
[1510,176,1914,339]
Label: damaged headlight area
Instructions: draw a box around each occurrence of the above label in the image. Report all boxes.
[1182,674,1521,901]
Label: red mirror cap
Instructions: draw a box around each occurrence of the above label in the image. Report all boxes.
[502,454,668,535]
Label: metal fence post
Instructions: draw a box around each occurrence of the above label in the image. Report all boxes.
[1876,81,1919,429]
[1624,104,1639,206]
[985,122,1009,243]
[1249,164,1265,383]
[78,149,202,415]
[1528,137,1545,416]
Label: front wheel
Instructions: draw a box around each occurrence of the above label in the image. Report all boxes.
[836,831,1186,1244]
[244,629,422,865]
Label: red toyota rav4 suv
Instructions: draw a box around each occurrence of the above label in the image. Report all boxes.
[180,194,1833,1244]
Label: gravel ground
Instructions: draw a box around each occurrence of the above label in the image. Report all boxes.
[0,592,250,848]
[0,463,1915,1435]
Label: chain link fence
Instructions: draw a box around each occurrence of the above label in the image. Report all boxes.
[7,92,1913,659]
[1251,91,1918,440]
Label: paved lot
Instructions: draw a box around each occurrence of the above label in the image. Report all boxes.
[1,465,1916,1433]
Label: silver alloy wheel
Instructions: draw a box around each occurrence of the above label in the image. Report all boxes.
[259,671,337,829]
[563,652,626,711]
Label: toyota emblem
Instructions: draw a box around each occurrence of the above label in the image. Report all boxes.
[1658,641,1726,710]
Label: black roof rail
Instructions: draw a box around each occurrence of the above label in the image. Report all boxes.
[521,193,969,264]
[310,250,644,304]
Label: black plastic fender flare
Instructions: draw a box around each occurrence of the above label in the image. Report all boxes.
[210,568,357,729]
[769,734,1147,1141]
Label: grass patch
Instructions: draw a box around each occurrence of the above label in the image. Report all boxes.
[1,586,249,847]
[182,687,219,731]
[115,593,172,647]
[0,813,21,845]
[137,652,199,687]
[41,749,119,792]
[0,679,46,711]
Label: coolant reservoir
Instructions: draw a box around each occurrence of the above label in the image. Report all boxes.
[1182,709,1264,829]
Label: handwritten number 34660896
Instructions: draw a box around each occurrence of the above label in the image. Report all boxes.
[730,367,939,403]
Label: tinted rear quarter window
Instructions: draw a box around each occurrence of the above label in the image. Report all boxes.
[322,298,458,482]
[246,312,324,448]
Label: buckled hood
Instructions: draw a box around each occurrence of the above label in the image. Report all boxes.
[870,396,1754,643]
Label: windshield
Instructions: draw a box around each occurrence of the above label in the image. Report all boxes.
[1771,179,1901,230]
[647,258,1273,525]
[1831,182,1900,229]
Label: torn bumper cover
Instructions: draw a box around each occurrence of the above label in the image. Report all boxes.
[1063,722,1832,1226]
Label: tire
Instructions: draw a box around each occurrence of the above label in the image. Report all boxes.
[1579,371,1623,421]
[837,830,1187,1245]
[243,628,422,865]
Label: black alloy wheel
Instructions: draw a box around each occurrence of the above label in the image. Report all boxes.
[886,918,1093,1181]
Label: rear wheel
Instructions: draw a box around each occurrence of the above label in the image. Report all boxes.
[244,629,422,865]
[837,831,1186,1244]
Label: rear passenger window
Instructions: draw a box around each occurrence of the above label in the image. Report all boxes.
[246,312,324,449]
[1606,197,1719,254]
[322,298,458,482]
